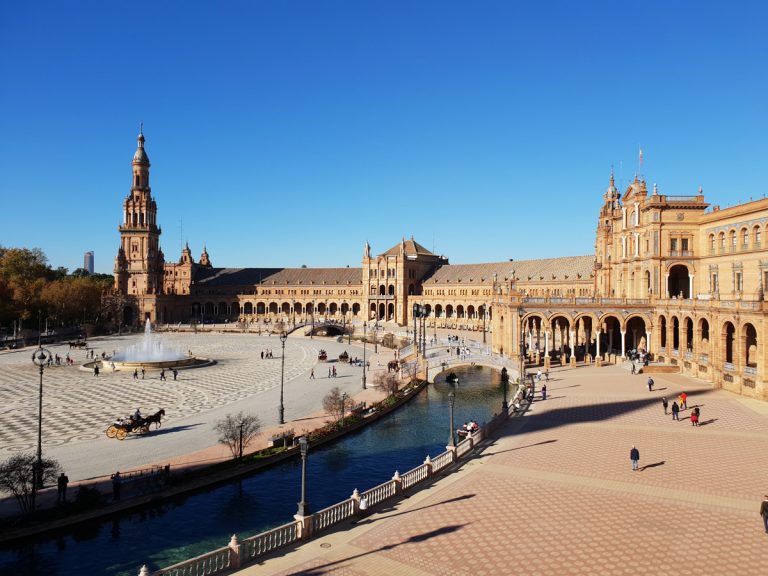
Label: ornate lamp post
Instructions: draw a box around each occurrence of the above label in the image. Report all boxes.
[296,436,310,516]
[501,367,509,412]
[373,318,378,353]
[362,322,367,389]
[482,304,487,344]
[31,346,51,509]
[278,331,288,424]
[448,391,456,447]
[310,301,314,339]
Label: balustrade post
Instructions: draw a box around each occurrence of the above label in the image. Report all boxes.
[350,488,361,515]
[424,455,433,478]
[392,470,402,495]
[294,513,313,541]
[228,534,241,570]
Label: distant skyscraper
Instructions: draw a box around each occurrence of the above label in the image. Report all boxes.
[84,251,94,274]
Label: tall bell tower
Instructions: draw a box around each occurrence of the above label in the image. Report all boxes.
[114,126,165,297]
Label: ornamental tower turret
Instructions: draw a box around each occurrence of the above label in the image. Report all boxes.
[114,127,164,296]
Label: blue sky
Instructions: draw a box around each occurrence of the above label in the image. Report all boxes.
[1,1,766,274]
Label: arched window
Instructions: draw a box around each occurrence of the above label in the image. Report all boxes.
[742,228,749,248]
[756,227,762,247]
[719,233,725,250]
[709,234,715,252]
[730,230,737,249]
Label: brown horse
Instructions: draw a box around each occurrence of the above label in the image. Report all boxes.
[144,409,166,429]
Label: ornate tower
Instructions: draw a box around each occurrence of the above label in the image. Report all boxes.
[114,127,164,297]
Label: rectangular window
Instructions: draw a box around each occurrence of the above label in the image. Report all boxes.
[670,238,678,251]
[681,238,689,252]
[736,272,743,292]
[711,273,718,293]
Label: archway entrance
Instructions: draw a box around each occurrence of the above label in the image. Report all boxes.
[668,264,691,299]
[625,316,647,352]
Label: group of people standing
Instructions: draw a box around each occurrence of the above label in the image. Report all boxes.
[260,349,274,359]
[660,391,700,425]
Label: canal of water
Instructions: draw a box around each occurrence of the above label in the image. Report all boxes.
[0,365,504,576]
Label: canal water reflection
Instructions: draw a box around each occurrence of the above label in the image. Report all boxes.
[0,365,503,576]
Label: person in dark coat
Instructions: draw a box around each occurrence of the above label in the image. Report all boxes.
[760,495,768,534]
[662,397,669,415]
[57,472,69,504]
[630,446,640,471]
[671,401,680,421]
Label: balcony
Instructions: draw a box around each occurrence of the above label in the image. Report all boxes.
[668,250,694,258]
[724,362,735,372]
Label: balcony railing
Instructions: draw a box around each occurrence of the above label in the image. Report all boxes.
[745,366,758,376]
[724,362,735,372]
[669,250,694,257]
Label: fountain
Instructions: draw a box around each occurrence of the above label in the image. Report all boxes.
[109,319,209,370]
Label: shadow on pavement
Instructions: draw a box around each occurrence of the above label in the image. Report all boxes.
[290,524,467,576]
[640,461,665,471]
[135,423,203,438]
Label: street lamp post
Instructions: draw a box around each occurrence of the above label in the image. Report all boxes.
[310,302,314,339]
[518,308,525,385]
[296,436,310,516]
[482,305,487,344]
[448,391,456,448]
[373,318,378,353]
[31,346,51,510]
[501,367,509,412]
[278,332,287,424]
[362,322,367,389]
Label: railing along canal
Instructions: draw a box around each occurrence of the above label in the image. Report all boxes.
[139,382,530,576]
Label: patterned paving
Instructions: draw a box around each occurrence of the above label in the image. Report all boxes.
[239,364,768,576]
[0,332,319,454]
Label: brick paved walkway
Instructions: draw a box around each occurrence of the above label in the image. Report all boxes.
[236,364,768,576]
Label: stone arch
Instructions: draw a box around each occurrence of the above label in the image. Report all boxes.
[600,314,622,353]
[281,302,290,315]
[709,233,716,253]
[669,315,680,350]
[218,302,227,316]
[548,314,573,359]
[718,231,726,251]
[317,302,327,315]
[268,302,278,315]
[740,226,749,249]
[435,304,443,318]
[698,317,710,354]
[388,284,395,296]
[256,302,266,315]
[625,316,647,352]
[424,304,432,316]
[729,228,737,250]
[457,305,465,318]
[369,303,376,319]
[293,302,302,315]
[387,302,394,320]
[446,304,454,318]
[352,303,360,316]
[722,321,736,364]
[467,304,475,318]
[743,322,758,367]
[204,302,215,315]
[340,302,349,315]
[243,302,253,315]
[684,316,694,351]
[306,302,315,316]
[329,302,338,316]
[378,303,385,320]
[379,284,386,295]
[408,283,415,295]
[754,225,762,247]
[667,264,691,299]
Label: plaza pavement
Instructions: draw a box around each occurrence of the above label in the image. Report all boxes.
[0,331,397,517]
[236,363,768,576]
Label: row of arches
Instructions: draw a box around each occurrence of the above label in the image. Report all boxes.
[709,225,764,254]
[658,314,757,368]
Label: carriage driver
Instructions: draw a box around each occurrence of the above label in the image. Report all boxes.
[133,407,142,423]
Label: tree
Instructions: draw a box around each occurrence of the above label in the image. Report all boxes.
[373,371,400,397]
[214,412,261,460]
[322,386,348,423]
[0,453,60,514]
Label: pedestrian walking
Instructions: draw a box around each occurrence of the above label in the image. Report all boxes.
[760,495,768,534]
[261,350,264,360]
[631,362,636,374]
[57,472,69,504]
[332,366,337,377]
[328,368,332,378]
[544,369,549,382]
[680,392,688,410]
[310,368,315,379]
[647,376,654,391]
[133,368,138,380]
[172,369,178,381]
[662,397,669,415]
[111,471,122,501]
[141,367,145,379]
[159,369,166,381]
[692,406,700,426]
[536,369,542,382]
[93,365,99,376]
[630,445,640,471]
[671,401,680,421]
[541,383,547,400]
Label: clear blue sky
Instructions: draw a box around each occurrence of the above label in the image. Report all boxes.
[1,1,766,274]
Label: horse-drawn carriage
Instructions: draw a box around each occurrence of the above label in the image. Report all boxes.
[318,349,328,361]
[105,409,165,440]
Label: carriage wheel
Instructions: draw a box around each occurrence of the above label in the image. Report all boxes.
[140,424,150,435]
[106,426,117,438]
[116,428,128,440]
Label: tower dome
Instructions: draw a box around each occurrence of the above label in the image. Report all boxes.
[133,125,150,165]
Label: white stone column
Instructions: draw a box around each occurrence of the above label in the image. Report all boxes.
[689,274,694,299]
[646,330,652,354]
[634,233,640,257]
[569,330,575,359]
[634,202,639,226]
[596,328,601,358]
[545,330,550,356]
[621,330,626,358]
[665,273,670,298]
[622,207,627,229]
